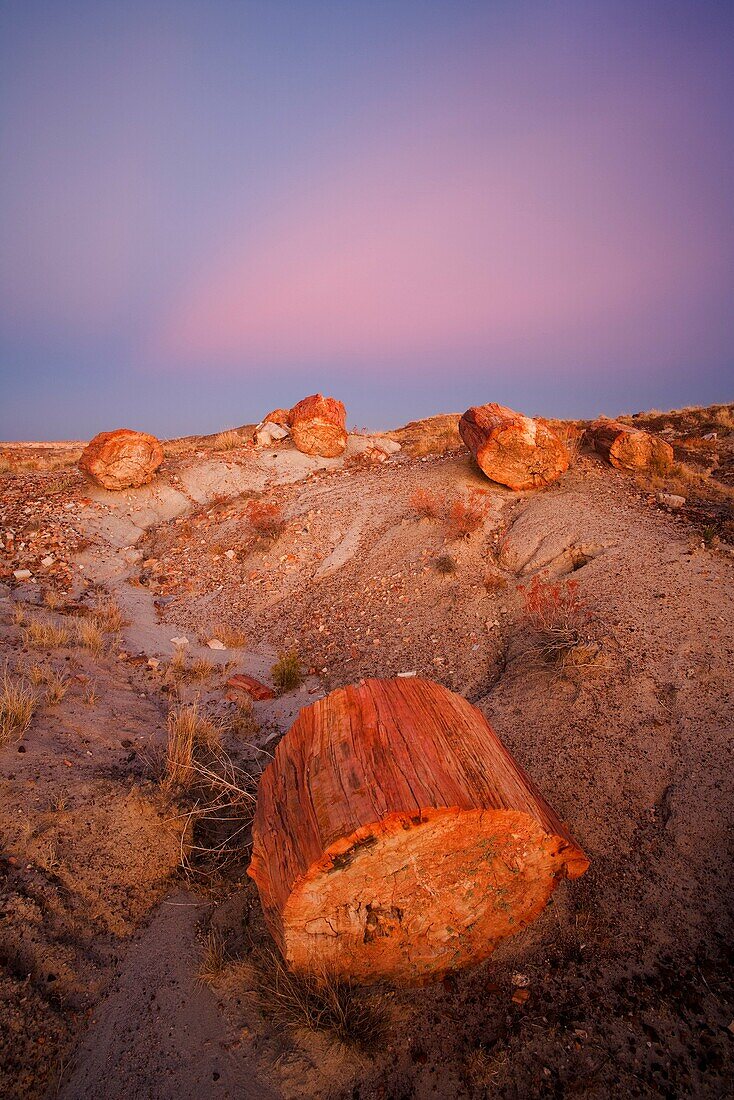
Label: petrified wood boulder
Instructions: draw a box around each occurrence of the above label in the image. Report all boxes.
[586,418,674,471]
[248,677,588,984]
[289,394,347,458]
[79,429,164,491]
[459,403,569,490]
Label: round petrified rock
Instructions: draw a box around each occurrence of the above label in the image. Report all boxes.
[289,394,347,458]
[248,677,588,984]
[459,403,570,490]
[79,429,164,491]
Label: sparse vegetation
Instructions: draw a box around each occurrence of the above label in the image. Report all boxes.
[246,499,286,540]
[208,624,248,648]
[0,664,37,745]
[74,616,105,654]
[271,650,303,693]
[445,493,490,540]
[190,657,216,682]
[435,554,458,575]
[254,949,385,1050]
[483,569,508,594]
[163,701,223,790]
[213,429,246,451]
[23,616,70,649]
[198,928,229,984]
[82,680,98,706]
[29,663,68,704]
[42,589,65,611]
[409,488,440,518]
[91,596,126,633]
[11,603,26,626]
[517,574,593,668]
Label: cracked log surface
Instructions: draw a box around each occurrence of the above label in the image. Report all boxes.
[586,417,674,471]
[248,677,589,983]
[79,428,164,490]
[459,403,570,490]
[289,393,347,457]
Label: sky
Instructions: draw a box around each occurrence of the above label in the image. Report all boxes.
[1,0,733,440]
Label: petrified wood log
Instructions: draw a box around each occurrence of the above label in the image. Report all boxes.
[586,418,673,471]
[79,429,164,491]
[248,677,588,984]
[289,394,347,458]
[459,403,569,490]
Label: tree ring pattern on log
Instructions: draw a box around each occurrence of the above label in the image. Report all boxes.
[282,807,579,982]
[249,677,588,984]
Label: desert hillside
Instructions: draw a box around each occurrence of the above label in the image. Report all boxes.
[1,403,733,1099]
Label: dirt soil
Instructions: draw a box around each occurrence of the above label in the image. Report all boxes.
[1,406,733,1099]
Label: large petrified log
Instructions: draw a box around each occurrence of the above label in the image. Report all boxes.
[586,418,673,471]
[78,429,164,491]
[248,677,588,984]
[459,403,570,490]
[289,394,347,458]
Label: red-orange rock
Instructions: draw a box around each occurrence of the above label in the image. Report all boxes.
[262,409,292,429]
[226,674,275,702]
[289,394,347,458]
[79,429,163,491]
[459,404,569,490]
[586,418,674,471]
[249,677,588,984]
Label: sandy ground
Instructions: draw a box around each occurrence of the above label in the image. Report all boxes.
[1,409,733,1099]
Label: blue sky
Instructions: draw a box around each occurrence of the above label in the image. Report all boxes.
[1,0,732,439]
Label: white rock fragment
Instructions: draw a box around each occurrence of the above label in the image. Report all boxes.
[658,492,686,509]
[170,636,189,646]
[41,555,55,567]
[397,670,417,678]
[225,549,236,560]
[207,638,226,650]
[13,569,32,580]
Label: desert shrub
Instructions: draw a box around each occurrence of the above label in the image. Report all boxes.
[42,589,65,611]
[254,949,385,1050]
[271,650,302,693]
[246,499,285,540]
[517,574,592,667]
[435,554,458,575]
[409,488,440,519]
[445,493,490,540]
[11,603,26,626]
[225,698,260,739]
[0,665,37,745]
[23,617,70,649]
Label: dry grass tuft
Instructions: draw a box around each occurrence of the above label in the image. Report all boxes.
[91,596,126,633]
[23,617,70,649]
[11,603,27,627]
[409,488,440,519]
[208,624,248,649]
[213,429,246,451]
[271,650,302,694]
[254,949,386,1050]
[190,657,216,682]
[74,617,105,654]
[0,665,37,745]
[42,589,65,611]
[82,680,98,706]
[225,698,260,739]
[163,701,223,790]
[198,928,229,985]
[29,664,68,704]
